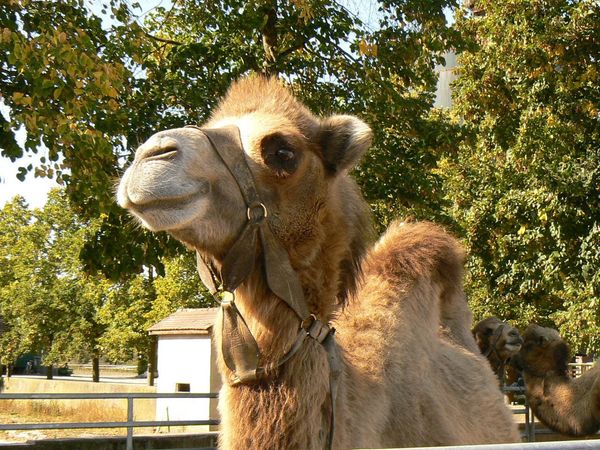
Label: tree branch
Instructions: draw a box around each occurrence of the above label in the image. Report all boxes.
[277,38,308,60]
[260,1,279,76]
[142,30,184,46]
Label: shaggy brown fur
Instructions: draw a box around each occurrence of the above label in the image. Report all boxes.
[514,324,600,436]
[473,317,523,384]
[118,76,520,449]
[333,222,520,447]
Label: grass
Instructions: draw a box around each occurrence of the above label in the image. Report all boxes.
[0,399,158,443]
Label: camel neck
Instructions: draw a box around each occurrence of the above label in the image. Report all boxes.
[215,258,338,450]
[231,249,337,358]
[523,370,600,436]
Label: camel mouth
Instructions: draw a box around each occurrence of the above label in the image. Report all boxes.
[125,195,211,233]
[119,178,211,233]
[504,342,522,353]
[118,166,210,209]
[131,194,197,214]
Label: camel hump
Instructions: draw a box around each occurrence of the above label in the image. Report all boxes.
[365,220,465,287]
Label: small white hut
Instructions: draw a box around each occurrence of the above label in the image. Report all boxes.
[148,308,220,430]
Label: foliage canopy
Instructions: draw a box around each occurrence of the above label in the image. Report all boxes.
[0,0,598,361]
[445,0,599,354]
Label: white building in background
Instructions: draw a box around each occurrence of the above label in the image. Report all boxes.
[434,51,459,109]
[148,308,220,431]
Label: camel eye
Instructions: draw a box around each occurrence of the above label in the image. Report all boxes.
[276,148,295,161]
[261,134,300,176]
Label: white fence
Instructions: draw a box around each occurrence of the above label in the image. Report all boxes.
[0,392,218,450]
[2,390,599,450]
[569,362,595,378]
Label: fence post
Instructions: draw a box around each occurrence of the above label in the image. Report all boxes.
[126,395,134,450]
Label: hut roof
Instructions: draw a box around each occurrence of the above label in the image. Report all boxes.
[148,308,218,336]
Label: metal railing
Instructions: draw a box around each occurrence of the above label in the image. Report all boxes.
[503,385,536,442]
[0,392,219,450]
[393,441,600,449]
[569,362,595,378]
[3,390,599,450]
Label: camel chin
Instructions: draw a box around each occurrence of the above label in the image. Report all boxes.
[127,197,212,233]
[518,324,600,436]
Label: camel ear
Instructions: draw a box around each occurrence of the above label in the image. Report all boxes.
[318,115,372,174]
[553,342,570,375]
[472,329,488,352]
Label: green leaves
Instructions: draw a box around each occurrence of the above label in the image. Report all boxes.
[445,0,599,353]
[2,0,464,277]
[0,189,214,368]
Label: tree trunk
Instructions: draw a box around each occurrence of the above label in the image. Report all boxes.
[6,364,12,378]
[148,335,157,387]
[92,356,100,383]
[46,364,53,380]
[146,268,157,387]
[260,1,278,76]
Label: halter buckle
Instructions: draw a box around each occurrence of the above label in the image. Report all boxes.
[301,314,331,343]
[301,314,318,331]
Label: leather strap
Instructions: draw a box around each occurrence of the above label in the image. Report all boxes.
[196,252,219,295]
[483,323,505,359]
[194,125,309,319]
[220,293,261,384]
[323,329,342,449]
[186,124,340,449]
[259,225,310,320]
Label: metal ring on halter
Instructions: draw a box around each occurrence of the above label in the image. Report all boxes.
[247,202,268,221]
[301,314,318,332]
[216,290,235,305]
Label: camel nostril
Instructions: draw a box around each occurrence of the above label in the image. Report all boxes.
[144,143,179,160]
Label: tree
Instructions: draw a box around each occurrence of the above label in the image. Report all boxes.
[0,196,33,375]
[0,191,79,378]
[0,190,115,380]
[0,0,180,279]
[0,189,212,382]
[149,253,213,324]
[2,0,461,279]
[95,252,212,384]
[443,0,599,354]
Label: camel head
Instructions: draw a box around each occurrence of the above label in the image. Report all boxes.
[472,316,523,364]
[117,76,372,304]
[513,324,570,378]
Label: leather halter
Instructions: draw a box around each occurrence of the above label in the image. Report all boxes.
[484,324,507,386]
[483,324,506,359]
[184,125,341,449]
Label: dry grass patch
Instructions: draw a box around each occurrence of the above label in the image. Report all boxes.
[0,399,157,443]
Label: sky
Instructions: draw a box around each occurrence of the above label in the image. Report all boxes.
[0,119,59,210]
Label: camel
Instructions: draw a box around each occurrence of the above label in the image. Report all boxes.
[472,317,523,386]
[513,324,600,436]
[117,76,519,449]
